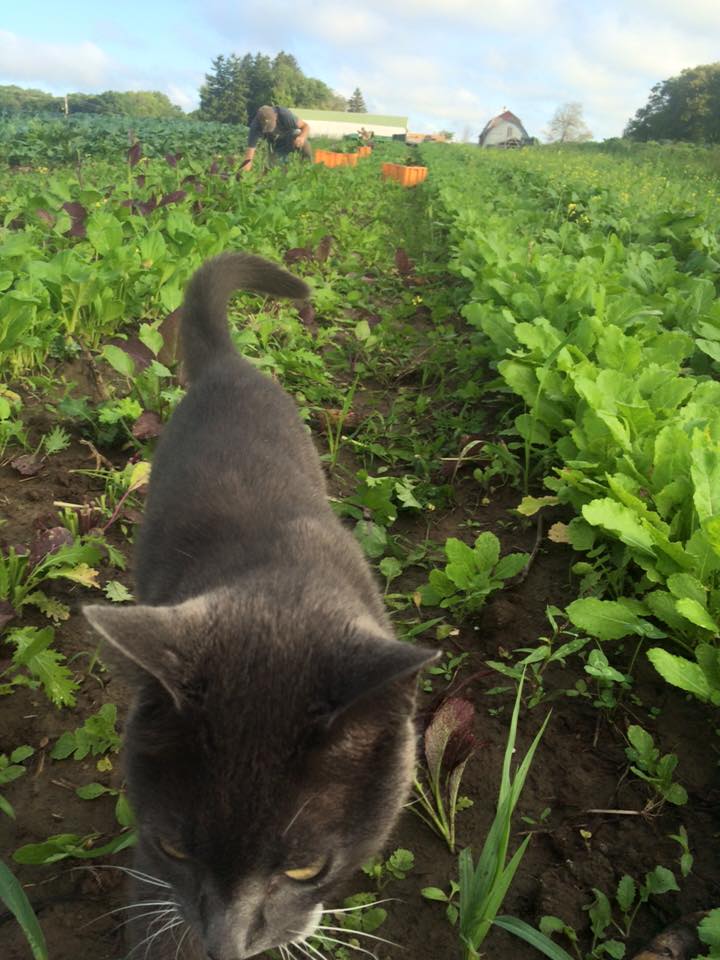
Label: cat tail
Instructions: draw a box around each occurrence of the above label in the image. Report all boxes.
[180,252,310,381]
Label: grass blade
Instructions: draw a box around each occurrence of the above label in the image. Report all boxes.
[0,858,48,960]
[493,915,576,960]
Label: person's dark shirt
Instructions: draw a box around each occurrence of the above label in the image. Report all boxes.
[247,107,299,149]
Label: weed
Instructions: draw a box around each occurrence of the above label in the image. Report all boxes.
[411,697,477,852]
[625,725,688,809]
[0,746,34,819]
[362,848,415,889]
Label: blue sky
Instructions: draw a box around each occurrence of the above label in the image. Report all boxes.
[1,1,719,140]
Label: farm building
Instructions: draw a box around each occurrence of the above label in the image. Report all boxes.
[297,109,408,139]
[478,110,530,147]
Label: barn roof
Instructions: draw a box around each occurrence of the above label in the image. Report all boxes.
[479,110,530,143]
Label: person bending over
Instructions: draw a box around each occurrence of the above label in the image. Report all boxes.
[242,105,312,170]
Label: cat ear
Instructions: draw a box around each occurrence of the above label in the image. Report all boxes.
[327,617,440,724]
[83,598,205,709]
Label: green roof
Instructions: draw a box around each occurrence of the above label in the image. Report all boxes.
[297,109,407,126]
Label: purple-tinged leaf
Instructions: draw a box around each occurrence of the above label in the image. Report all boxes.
[159,190,187,208]
[29,527,74,566]
[395,247,414,276]
[10,454,42,477]
[36,209,54,226]
[135,174,146,188]
[137,197,158,216]
[209,159,219,175]
[284,246,313,265]
[131,411,163,440]
[62,201,87,238]
[165,153,182,167]
[297,302,316,330]
[128,141,142,167]
[316,235,333,262]
[424,698,476,787]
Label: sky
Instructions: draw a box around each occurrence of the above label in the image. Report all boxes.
[1,1,719,140]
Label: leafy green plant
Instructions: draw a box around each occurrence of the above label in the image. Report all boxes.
[696,909,720,960]
[0,858,48,960]
[50,703,122,761]
[0,627,78,707]
[0,536,103,620]
[13,829,137,865]
[541,866,680,959]
[625,725,688,808]
[419,533,529,615]
[668,824,693,878]
[362,847,414,889]
[422,879,460,925]
[0,746,34,818]
[412,697,476,852]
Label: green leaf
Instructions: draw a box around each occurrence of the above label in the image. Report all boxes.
[698,908,720,949]
[586,888,612,938]
[675,597,719,633]
[691,428,720,524]
[582,498,655,555]
[104,580,134,603]
[101,344,135,378]
[0,859,48,959]
[647,648,713,702]
[493,553,530,581]
[86,211,123,256]
[75,783,110,800]
[354,520,387,559]
[566,598,654,641]
[421,887,449,902]
[642,865,679,897]
[138,323,164,357]
[516,496,560,516]
[616,874,636,913]
[493,916,576,960]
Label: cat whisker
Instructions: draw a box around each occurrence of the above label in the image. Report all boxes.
[292,937,328,960]
[311,933,379,960]
[126,911,182,960]
[316,925,400,949]
[174,923,192,960]
[282,795,316,837]
[115,906,177,934]
[70,863,171,890]
[325,898,399,914]
[80,900,177,928]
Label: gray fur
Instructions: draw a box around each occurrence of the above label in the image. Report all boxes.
[84,252,435,960]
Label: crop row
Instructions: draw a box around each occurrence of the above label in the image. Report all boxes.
[424,142,720,707]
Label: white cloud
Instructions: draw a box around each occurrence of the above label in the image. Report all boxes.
[0,30,112,90]
[166,83,199,112]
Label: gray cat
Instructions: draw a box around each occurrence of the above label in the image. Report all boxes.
[84,253,435,960]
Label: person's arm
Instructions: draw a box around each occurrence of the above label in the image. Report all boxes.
[293,119,309,148]
[241,146,257,170]
[242,115,262,170]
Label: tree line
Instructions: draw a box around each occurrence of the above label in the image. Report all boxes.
[0,85,183,118]
[197,52,368,123]
[624,62,720,143]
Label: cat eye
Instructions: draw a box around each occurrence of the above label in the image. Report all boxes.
[284,857,328,882]
[158,837,190,860]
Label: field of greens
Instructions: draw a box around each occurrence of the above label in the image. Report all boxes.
[0,121,719,960]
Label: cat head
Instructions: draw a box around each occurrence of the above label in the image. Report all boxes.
[85,593,436,959]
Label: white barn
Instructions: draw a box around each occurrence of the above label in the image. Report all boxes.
[297,109,408,139]
[478,110,530,147]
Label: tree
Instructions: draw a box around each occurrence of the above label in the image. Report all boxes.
[545,102,592,143]
[198,54,248,124]
[438,130,455,141]
[347,88,367,113]
[197,51,346,123]
[624,62,720,143]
